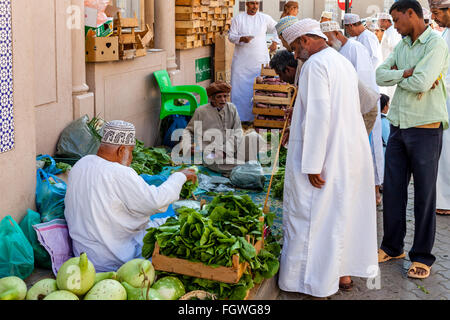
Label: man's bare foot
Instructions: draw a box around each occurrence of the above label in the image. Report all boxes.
[408,267,428,277]
[339,276,353,291]
[437,209,450,216]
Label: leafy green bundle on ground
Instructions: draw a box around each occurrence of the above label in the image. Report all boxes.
[142,207,258,267]
[153,232,281,300]
[142,194,281,300]
[131,139,173,175]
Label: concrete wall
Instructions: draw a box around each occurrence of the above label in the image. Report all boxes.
[173,46,214,88]
[0,0,37,220]
[33,0,74,156]
[86,51,167,147]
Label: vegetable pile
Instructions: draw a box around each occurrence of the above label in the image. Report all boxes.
[0,253,187,301]
[131,139,173,175]
[141,193,280,300]
[155,234,280,300]
[142,193,265,266]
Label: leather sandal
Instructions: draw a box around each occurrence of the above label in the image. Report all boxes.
[378,248,406,263]
[407,262,431,279]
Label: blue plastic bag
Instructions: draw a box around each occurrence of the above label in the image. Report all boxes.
[140,174,176,221]
[0,215,34,279]
[37,154,63,175]
[36,169,67,223]
[163,115,189,148]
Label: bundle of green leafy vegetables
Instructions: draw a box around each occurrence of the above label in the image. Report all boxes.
[142,207,259,267]
[131,139,173,175]
[142,193,280,300]
[171,165,199,199]
[153,233,281,300]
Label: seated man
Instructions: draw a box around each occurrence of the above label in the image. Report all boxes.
[176,81,264,174]
[64,120,197,272]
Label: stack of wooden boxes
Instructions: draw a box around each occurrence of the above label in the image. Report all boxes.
[252,66,297,130]
[175,0,235,50]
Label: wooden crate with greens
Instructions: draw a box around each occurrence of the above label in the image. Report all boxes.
[142,194,276,284]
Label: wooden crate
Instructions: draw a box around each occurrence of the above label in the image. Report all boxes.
[152,217,264,284]
[176,0,201,5]
[254,82,296,94]
[175,6,202,13]
[176,20,201,29]
[176,39,203,50]
[176,27,201,35]
[260,66,278,77]
[253,106,287,117]
[253,119,285,129]
[176,12,202,20]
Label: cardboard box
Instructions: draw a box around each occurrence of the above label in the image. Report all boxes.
[214,33,234,81]
[85,18,114,38]
[86,36,119,62]
[215,69,232,83]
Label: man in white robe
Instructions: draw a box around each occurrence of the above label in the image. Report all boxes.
[323,21,385,205]
[322,21,384,205]
[430,0,450,215]
[64,121,198,271]
[344,13,384,69]
[278,19,378,298]
[229,0,280,122]
[378,12,402,99]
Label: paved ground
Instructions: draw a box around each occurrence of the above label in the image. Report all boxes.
[278,182,450,300]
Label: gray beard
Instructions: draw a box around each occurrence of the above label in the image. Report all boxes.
[331,40,343,51]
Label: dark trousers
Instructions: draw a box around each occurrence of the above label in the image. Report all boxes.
[381,124,443,267]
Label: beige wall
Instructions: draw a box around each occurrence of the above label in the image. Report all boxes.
[0,0,37,220]
[33,0,74,156]
[173,46,214,88]
[86,52,167,147]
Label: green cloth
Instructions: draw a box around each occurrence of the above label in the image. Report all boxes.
[376,26,449,129]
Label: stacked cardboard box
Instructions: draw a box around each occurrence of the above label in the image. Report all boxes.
[175,0,235,50]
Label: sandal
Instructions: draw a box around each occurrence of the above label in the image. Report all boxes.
[407,262,431,279]
[378,248,406,263]
[339,280,354,292]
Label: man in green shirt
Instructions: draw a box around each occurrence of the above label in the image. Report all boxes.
[376,0,449,280]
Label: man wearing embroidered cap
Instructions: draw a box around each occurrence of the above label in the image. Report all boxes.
[228,1,281,123]
[344,13,383,69]
[276,16,299,51]
[278,19,378,297]
[321,21,381,136]
[64,120,197,271]
[429,0,450,217]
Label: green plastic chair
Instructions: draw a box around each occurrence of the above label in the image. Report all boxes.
[154,70,209,120]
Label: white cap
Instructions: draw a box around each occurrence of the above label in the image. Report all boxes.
[422,7,432,20]
[102,120,136,146]
[321,11,333,19]
[320,21,341,33]
[377,12,392,21]
[282,18,328,45]
[344,13,361,25]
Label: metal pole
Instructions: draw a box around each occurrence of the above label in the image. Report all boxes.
[345,0,350,13]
